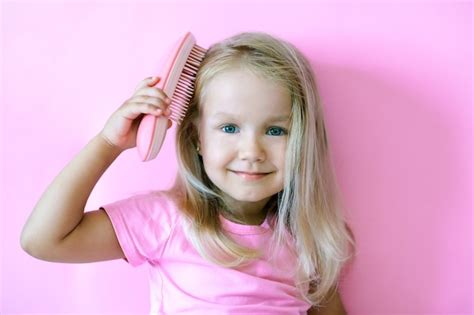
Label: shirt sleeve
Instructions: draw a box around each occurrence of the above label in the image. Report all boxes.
[100,191,176,267]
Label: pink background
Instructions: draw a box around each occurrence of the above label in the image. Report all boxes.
[2,1,471,314]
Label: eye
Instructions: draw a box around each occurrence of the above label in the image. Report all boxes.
[221,124,239,133]
[220,124,287,136]
[267,127,287,136]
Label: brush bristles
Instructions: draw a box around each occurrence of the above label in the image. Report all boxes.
[169,44,207,124]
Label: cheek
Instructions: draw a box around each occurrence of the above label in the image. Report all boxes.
[201,129,235,153]
[273,142,287,159]
[201,140,231,170]
[274,145,287,176]
[203,153,224,170]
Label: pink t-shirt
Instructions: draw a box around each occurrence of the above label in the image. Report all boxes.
[100,191,311,314]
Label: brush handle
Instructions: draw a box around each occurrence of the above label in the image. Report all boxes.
[136,78,170,162]
[136,32,201,162]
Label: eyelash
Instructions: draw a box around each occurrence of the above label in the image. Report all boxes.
[219,124,288,136]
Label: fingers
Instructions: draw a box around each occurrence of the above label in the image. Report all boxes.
[134,77,171,101]
[124,77,175,124]
[147,76,160,86]
[128,76,173,115]
[133,77,172,106]
[126,101,172,117]
[134,76,159,93]
[136,86,171,102]
[130,95,172,114]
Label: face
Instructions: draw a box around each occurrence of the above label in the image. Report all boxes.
[196,67,291,214]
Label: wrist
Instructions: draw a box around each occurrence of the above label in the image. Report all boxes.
[95,133,124,157]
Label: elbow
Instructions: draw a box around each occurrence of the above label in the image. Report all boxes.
[20,230,63,262]
[20,228,31,253]
[20,238,48,261]
[20,229,47,260]
[20,231,37,257]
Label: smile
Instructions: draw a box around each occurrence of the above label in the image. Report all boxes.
[231,171,271,181]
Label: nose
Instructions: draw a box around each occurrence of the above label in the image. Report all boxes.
[238,134,266,162]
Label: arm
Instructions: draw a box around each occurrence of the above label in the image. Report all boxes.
[20,76,172,261]
[307,289,347,315]
[20,134,122,257]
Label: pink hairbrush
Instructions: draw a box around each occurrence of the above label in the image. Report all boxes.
[136,32,206,161]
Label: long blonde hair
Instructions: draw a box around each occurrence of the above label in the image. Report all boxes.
[166,31,356,307]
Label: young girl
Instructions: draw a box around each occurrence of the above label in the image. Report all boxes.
[21,32,355,314]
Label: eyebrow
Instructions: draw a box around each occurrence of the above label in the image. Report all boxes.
[212,112,290,122]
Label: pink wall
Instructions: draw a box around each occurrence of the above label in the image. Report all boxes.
[2,1,471,314]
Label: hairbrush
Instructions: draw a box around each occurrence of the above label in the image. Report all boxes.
[136,32,206,161]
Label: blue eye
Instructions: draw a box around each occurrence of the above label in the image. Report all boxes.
[222,124,238,133]
[267,127,287,136]
[220,124,287,136]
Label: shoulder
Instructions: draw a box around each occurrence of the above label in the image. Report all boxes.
[102,189,183,224]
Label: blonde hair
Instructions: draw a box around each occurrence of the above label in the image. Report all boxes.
[165,31,356,308]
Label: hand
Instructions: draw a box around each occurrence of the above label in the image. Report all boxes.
[99,76,173,151]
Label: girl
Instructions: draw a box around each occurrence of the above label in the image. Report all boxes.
[21,32,355,314]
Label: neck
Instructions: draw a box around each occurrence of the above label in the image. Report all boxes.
[220,195,276,225]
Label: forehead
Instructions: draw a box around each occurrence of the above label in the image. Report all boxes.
[201,67,291,118]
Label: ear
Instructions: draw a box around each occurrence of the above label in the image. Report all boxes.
[191,118,202,156]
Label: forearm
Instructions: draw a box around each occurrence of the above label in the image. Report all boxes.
[21,134,122,250]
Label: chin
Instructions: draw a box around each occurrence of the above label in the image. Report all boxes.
[225,189,275,203]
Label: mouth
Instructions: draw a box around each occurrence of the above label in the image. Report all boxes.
[230,170,272,180]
